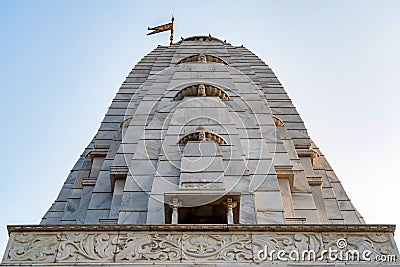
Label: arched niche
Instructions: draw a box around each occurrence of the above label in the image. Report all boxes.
[178,131,228,146]
[173,84,230,101]
[181,35,225,43]
[176,54,228,65]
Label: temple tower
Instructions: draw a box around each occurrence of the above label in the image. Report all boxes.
[2,35,398,266]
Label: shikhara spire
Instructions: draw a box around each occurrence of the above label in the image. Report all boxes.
[2,35,398,266]
[39,35,363,225]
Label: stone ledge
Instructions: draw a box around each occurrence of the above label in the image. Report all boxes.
[1,265,400,267]
[7,224,396,233]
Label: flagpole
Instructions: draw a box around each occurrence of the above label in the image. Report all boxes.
[170,16,174,45]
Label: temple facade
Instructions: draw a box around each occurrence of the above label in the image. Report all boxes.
[2,35,398,266]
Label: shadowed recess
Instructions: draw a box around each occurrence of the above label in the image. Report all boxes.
[178,131,228,145]
[173,84,230,100]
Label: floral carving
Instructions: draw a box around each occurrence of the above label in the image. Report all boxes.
[322,233,397,262]
[56,232,118,262]
[116,233,181,261]
[182,233,252,261]
[2,229,399,264]
[252,233,324,261]
[4,232,58,262]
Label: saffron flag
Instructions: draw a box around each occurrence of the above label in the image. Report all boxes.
[147,22,173,35]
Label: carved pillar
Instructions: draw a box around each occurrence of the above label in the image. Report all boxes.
[227,198,234,224]
[171,206,178,224]
[171,197,179,224]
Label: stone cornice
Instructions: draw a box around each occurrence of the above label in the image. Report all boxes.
[7,224,396,234]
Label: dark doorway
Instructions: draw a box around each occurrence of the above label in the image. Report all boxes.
[164,196,240,224]
[179,205,226,224]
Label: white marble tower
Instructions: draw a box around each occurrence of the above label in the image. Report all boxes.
[2,35,398,266]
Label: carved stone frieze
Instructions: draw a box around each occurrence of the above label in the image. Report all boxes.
[116,232,181,261]
[2,225,399,265]
[252,232,324,261]
[181,233,252,261]
[4,232,58,262]
[56,232,118,262]
[322,233,398,262]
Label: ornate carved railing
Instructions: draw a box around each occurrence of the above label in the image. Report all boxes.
[2,224,398,265]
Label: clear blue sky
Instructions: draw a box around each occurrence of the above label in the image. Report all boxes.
[1,0,399,255]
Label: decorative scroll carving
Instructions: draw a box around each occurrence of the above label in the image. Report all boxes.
[182,233,252,261]
[173,84,230,100]
[181,181,224,189]
[3,228,399,264]
[56,232,118,262]
[253,232,398,262]
[322,233,397,261]
[116,233,181,261]
[5,232,58,262]
[252,233,324,261]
